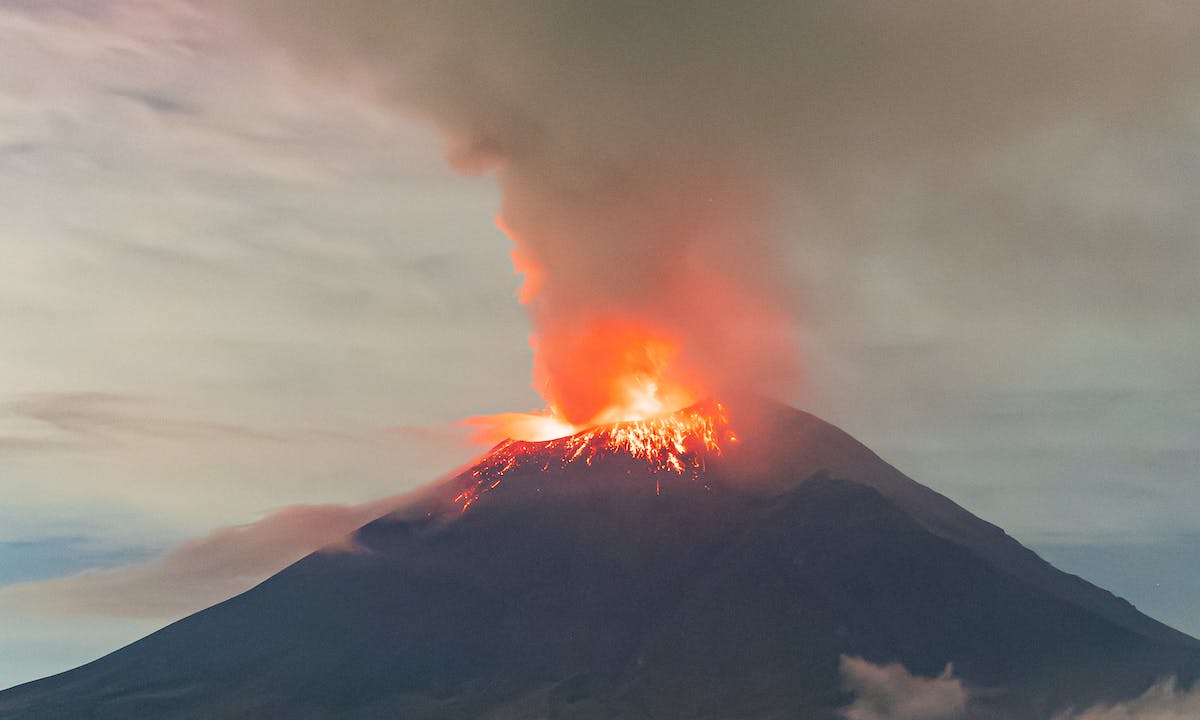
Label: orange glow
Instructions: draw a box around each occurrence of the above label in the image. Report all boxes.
[455,400,736,512]
[467,323,702,443]
[498,214,543,304]
[535,320,701,426]
[472,216,708,442]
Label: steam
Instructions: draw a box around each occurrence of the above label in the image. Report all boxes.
[231,1,1200,423]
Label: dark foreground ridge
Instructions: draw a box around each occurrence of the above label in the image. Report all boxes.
[2,396,1197,719]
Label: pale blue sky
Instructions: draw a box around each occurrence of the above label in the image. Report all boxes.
[1,1,1197,690]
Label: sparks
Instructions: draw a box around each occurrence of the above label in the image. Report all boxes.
[454,401,735,512]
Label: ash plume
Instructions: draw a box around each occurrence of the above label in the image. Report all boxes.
[232,0,1200,423]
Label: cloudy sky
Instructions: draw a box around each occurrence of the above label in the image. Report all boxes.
[1,0,1197,690]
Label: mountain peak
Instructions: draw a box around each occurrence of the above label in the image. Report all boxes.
[452,398,735,512]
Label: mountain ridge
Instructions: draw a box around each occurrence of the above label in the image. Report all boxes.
[1,396,1195,719]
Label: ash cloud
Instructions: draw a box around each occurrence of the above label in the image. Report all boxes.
[231,1,1200,419]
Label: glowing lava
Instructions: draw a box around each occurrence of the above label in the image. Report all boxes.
[466,216,713,445]
[454,400,736,512]
[467,321,704,444]
[456,214,749,512]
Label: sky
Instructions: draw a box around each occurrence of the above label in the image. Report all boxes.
[0,0,1198,691]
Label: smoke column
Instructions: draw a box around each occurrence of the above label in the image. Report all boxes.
[233,1,1200,433]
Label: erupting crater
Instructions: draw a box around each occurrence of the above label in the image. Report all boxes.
[454,399,736,512]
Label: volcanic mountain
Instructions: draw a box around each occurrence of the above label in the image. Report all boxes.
[1,396,1197,719]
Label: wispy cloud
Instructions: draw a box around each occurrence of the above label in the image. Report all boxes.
[0,389,478,455]
[0,494,408,619]
[0,436,71,454]
[3,392,283,447]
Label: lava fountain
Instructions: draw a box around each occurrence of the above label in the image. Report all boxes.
[455,400,737,512]
[458,207,777,508]
[467,216,718,445]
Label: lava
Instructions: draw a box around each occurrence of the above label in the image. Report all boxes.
[463,216,713,445]
[454,400,736,512]
[465,322,705,443]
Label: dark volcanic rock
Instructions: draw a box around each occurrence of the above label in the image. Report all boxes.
[1,397,1196,719]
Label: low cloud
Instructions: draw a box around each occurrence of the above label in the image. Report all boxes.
[1055,679,1200,720]
[0,496,406,619]
[840,655,968,720]
[839,657,1200,720]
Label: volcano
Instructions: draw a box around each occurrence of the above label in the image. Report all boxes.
[1,396,1197,719]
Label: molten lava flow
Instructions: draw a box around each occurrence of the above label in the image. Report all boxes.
[454,401,736,512]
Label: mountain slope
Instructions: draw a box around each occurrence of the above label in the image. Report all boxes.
[718,396,1198,649]
[1,397,1195,719]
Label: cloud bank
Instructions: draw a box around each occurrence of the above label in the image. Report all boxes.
[1056,678,1200,720]
[840,657,1200,720]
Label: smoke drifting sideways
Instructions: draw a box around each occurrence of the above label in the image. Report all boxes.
[231,1,1200,436]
